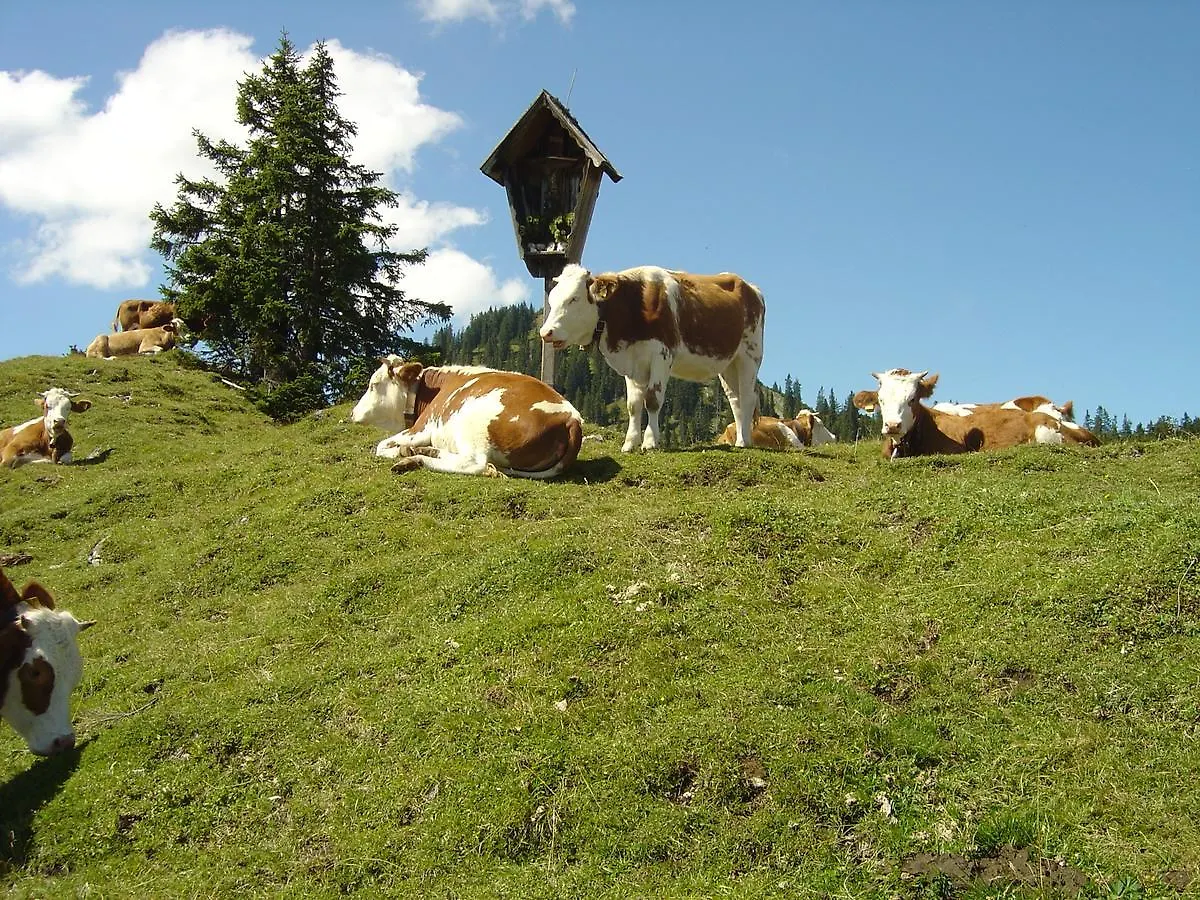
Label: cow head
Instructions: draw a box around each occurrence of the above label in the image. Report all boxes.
[351,355,424,431]
[540,264,601,349]
[795,410,837,447]
[855,369,939,441]
[1,568,94,755]
[36,388,91,441]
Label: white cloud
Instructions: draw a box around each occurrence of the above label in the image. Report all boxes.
[385,194,486,250]
[322,40,462,174]
[0,70,89,152]
[400,248,531,321]
[0,29,512,298]
[416,0,500,23]
[520,0,575,24]
[415,0,574,25]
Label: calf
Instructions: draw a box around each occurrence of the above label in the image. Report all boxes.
[351,357,584,479]
[1,387,92,468]
[86,321,179,358]
[1,567,94,755]
[540,264,765,451]
[112,299,176,332]
[717,411,836,450]
[854,369,1099,459]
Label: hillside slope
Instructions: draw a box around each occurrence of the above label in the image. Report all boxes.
[2,353,1199,898]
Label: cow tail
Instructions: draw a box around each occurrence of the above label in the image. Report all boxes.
[503,415,584,480]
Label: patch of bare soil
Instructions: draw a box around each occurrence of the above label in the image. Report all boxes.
[900,846,1091,894]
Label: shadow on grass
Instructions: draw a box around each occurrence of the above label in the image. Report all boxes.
[562,455,622,484]
[0,740,87,874]
[68,447,115,466]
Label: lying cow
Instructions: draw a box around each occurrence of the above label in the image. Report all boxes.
[1,566,94,755]
[933,395,1075,422]
[112,299,176,332]
[854,369,1100,459]
[86,321,179,359]
[717,410,836,450]
[351,357,584,479]
[540,264,765,452]
[1,387,92,468]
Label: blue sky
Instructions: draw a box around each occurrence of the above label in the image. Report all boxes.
[1,1,1197,425]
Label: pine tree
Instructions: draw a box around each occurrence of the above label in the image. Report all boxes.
[150,34,448,418]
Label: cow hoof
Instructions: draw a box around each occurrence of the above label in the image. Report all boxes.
[390,457,424,474]
[412,447,440,458]
[483,463,508,478]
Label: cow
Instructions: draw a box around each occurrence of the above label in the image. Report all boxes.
[933,396,1076,421]
[717,410,836,450]
[1,566,94,755]
[539,264,766,452]
[86,321,180,359]
[350,357,584,479]
[112,299,176,332]
[853,369,1100,459]
[1,387,92,468]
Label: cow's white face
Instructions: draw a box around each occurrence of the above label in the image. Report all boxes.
[2,605,90,756]
[351,358,414,431]
[36,388,89,438]
[540,264,598,349]
[872,369,932,438]
[802,411,837,446]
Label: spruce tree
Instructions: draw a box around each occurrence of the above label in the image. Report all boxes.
[150,34,448,418]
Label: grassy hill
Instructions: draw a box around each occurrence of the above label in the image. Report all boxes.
[2,352,1198,899]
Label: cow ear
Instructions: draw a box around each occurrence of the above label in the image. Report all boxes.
[591,275,620,302]
[918,373,939,398]
[0,568,22,609]
[396,362,424,383]
[20,580,55,610]
[852,390,879,412]
[1060,400,1075,420]
[34,395,47,411]
[71,399,92,413]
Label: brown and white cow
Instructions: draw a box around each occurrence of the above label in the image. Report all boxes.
[112,299,176,332]
[854,369,1100,459]
[351,358,584,479]
[1,566,93,755]
[717,410,837,450]
[1,387,92,468]
[933,395,1076,422]
[86,321,180,359]
[540,264,766,452]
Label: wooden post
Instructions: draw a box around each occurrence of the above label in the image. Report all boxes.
[540,274,557,385]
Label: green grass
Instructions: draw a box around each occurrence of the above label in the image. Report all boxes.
[2,352,1199,899]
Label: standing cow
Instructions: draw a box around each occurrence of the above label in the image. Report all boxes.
[112,300,176,332]
[1,567,93,755]
[540,264,765,452]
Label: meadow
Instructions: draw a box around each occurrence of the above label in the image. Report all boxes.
[1,352,1198,899]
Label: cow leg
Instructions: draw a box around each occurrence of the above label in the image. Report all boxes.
[639,355,671,450]
[375,429,433,459]
[622,377,647,452]
[394,451,497,477]
[718,356,758,448]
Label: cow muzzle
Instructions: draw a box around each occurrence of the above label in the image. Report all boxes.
[32,730,76,756]
[538,329,567,351]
